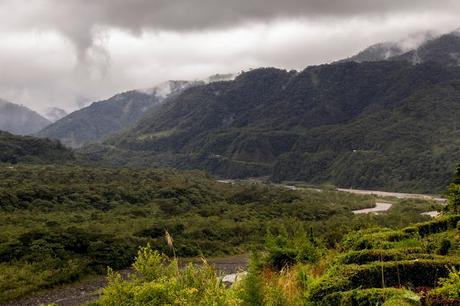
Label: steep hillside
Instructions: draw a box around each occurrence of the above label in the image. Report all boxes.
[0,99,50,135]
[272,79,460,191]
[0,131,74,164]
[84,60,460,192]
[37,81,196,148]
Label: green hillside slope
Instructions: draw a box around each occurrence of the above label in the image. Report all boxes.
[0,131,74,164]
[37,81,194,148]
[84,61,460,192]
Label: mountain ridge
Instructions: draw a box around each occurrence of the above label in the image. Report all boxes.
[37,80,198,148]
[0,99,51,135]
[80,58,460,192]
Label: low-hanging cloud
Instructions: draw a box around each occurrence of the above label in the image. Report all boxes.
[2,0,460,61]
[0,0,460,112]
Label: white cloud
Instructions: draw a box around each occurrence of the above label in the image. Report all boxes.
[0,1,459,112]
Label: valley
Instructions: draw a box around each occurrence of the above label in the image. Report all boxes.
[0,164,445,303]
[0,10,460,305]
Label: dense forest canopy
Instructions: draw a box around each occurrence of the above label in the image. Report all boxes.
[80,60,460,192]
[0,131,74,164]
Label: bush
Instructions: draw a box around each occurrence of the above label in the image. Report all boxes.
[308,259,460,303]
[96,245,239,306]
[427,267,460,301]
[237,253,264,306]
[439,239,452,256]
[338,248,428,265]
[409,215,460,237]
[321,288,421,306]
[341,228,415,251]
[263,226,318,270]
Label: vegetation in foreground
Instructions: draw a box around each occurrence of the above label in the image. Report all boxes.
[90,164,460,305]
[0,164,440,302]
[93,214,460,305]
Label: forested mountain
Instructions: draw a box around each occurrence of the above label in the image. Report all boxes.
[0,131,74,164]
[0,99,50,135]
[82,58,460,192]
[37,81,197,148]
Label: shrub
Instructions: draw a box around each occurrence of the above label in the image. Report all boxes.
[321,288,421,306]
[439,239,452,256]
[308,259,460,303]
[428,267,460,300]
[409,215,460,237]
[338,248,430,265]
[96,245,239,306]
[237,253,264,306]
[264,226,318,270]
[341,228,416,251]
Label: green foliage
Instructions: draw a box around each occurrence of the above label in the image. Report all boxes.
[96,245,239,306]
[305,211,460,305]
[0,164,448,302]
[321,288,421,306]
[338,248,437,265]
[439,239,452,255]
[237,253,264,306]
[341,215,460,253]
[264,226,319,270]
[428,267,460,300]
[83,61,460,192]
[132,245,176,282]
[91,217,460,306]
[405,215,460,237]
[0,164,401,302]
[0,131,74,164]
[447,163,460,212]
[308,259,460,303]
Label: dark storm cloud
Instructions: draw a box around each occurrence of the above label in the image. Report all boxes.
[3,0,459,58]
[34,0,456,31]
[0,0,460,111]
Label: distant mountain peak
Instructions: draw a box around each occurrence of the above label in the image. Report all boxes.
[0,99,50,135]
[37,80,200,148]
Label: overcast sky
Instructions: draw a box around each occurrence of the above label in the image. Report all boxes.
[1,0,460,113]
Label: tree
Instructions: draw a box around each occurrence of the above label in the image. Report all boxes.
[447,164,460,212]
